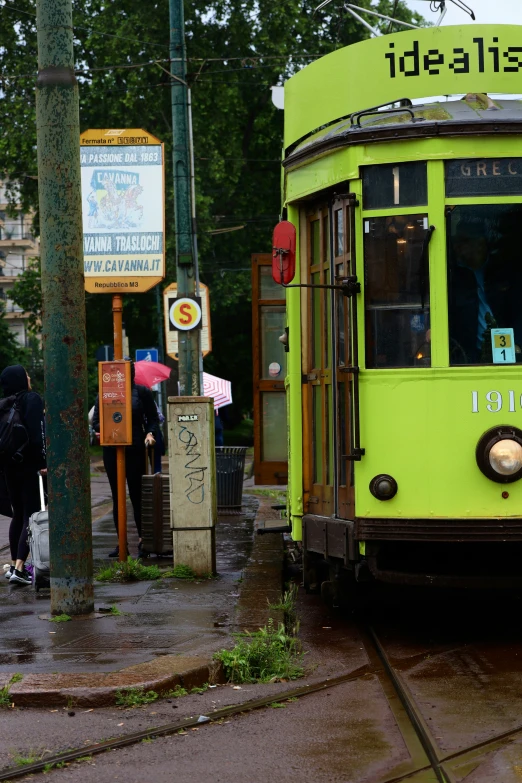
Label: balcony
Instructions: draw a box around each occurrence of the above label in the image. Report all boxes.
[0,234,38,250]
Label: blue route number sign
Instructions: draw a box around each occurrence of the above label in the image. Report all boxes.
[491,329,516,365]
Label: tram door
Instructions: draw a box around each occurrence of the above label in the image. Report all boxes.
[332,197,355,520]
[304,198,355,520]
[305,206,333,516]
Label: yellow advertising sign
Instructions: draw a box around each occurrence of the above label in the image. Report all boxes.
[164,283,212,360]
[80,129,165,294]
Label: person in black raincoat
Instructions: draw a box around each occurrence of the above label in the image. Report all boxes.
[92,360,160,557]
[0,365,46,585]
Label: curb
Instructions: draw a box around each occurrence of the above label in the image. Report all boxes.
[3,656,224,709]
[1,494,286,709]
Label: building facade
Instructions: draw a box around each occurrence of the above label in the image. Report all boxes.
[0,182,38,345]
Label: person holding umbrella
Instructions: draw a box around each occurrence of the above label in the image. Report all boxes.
[92,360,160,557]
[133,359,171,474]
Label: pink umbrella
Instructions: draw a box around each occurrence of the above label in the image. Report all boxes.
[203,372,232,410]
[134,360,171,388]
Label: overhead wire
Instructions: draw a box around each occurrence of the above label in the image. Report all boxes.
[0,5,326,59]
[0,1,171,48]
[0,54,318,83]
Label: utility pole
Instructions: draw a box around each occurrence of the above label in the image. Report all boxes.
[35,0,94,614]
[169,0,201,395]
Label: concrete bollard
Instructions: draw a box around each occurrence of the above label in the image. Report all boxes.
[167,396,217,575]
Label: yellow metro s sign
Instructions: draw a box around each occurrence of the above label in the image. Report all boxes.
[284,25,522,148]
[163,282,212,361]
[169,298,202,331]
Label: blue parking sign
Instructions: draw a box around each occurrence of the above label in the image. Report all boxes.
[135,348,159,363]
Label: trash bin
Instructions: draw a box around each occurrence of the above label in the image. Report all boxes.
[216,446,247,511]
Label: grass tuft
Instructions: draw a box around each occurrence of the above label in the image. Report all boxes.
[13,752,40,767]
[163,563,197,580]
[214,619,303,684]
[164,685,188,698]
[115,687,159,707]
[9,673,23,684]
[96,558,162,582]
[49,614,72,623]
[268,583,298,614]
[0,685,12,708]
[190,683,209,694]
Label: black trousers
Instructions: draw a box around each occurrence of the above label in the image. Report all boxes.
[6,468,41,562]
[103,446,145,537]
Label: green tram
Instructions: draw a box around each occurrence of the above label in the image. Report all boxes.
[273,23,522,598]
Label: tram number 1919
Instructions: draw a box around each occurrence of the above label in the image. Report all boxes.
[472,390,520,413]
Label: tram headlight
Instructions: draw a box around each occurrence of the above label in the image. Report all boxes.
[476,427,522,483]
[489,440,522,475]
[369,474,398,501]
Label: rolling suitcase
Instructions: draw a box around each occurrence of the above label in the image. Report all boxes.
[28,474,50,591]
[140,447,171,557]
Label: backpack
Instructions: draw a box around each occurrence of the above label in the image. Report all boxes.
[0,394,29,467]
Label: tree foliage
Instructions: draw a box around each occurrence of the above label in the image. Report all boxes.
[0,303,28,371]
[2,0,424,414]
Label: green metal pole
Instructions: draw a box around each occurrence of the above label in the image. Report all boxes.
[35,0,94,615]
[169,0,201,395]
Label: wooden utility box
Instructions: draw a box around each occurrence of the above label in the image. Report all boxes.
[98,361,132,446]
[167,396,217,575]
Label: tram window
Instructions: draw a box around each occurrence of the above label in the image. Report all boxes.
[363,162,427,210]
[447,204,522,365]
[364,214,431,369]
[312,272,321,368]
[337,263,347,365]
[338,382,347,486]
[311,220,320,263]
[312,386,323,484]
[335,209,344,256]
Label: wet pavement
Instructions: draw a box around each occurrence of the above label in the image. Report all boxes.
[4,581,522,781]
[0,472,256,675]
[5,482,522,781]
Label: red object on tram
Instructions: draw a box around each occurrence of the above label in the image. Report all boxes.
[272,221,296,285]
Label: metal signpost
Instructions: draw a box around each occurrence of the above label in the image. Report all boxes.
[81,128,165,560]
[36,0,94,615]
[164,282,212,362]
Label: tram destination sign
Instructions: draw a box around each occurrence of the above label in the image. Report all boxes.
[80,128,165,294]
[446,159,522,197]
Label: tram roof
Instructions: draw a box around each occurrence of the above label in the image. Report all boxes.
[284,24,522,151]
[285,97,522,165]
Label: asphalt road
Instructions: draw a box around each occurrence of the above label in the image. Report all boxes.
[4,581,522,782]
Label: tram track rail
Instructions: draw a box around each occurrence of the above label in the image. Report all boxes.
[1,636,521,783]
[0,670,371,781]
[362,622,522,783]
[1,614,521,781]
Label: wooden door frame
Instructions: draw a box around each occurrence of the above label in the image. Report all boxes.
[302,196,357,519]
[252,253,288,485]
[303,206,333,517]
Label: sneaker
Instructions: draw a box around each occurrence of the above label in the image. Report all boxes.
[10,568,32,585]
[4,565,14,580]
